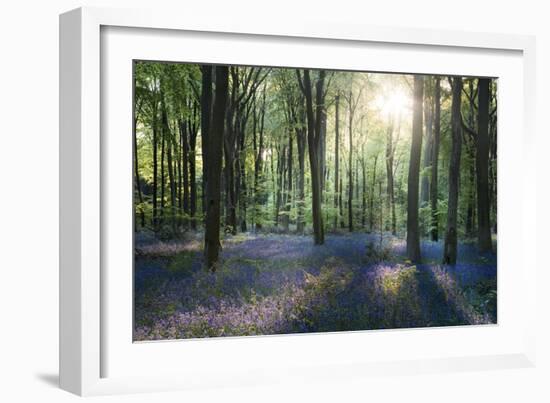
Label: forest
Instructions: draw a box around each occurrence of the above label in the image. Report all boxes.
[133,62,497,341]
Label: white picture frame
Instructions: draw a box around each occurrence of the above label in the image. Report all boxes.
[60,6,537,396]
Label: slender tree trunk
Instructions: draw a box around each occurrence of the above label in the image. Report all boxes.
[238,116,248,233]
[385,117,396,235]
[465,160,475,237]
[254,89,266,230]
[296,124,306,234]
[465,82,476,238]
[406,76,424,263]
[369,155,378,232]
[443,77,463,265]
[334,94,340,230]
[284,128,293,231]
[488,80,497,233]
[176,122,183,229]
[179,120,190,228]
[274,146,284,227]
[320,108,327,194]
[152,107,159,232]
[476,78,493,252]
[162,98,176,234]
[348,101,354,232]
[224,105,237,234]
[339,178,344,228]
[189,102,198,230]
[430,77,441,241]
[200,65,212,217]
[205,66,229,271]
[133,115,145,229]
[361,154,367,229]
[420,80,433,206]
[159,120,166,226]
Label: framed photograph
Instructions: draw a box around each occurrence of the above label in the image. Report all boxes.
[60,6,537,396]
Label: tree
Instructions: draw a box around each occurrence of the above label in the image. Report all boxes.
[476,78,493,252]
[204,66,229,270]
[345,85,361,232]
[133,82,146,229]
[200,65,212,217]
[297,69,326,244]
[430,77,441,241]
[188,100,199,230]
[420,78,433,207]
[253,84,267,230]
[385,115,397,235]
[334,94,340,230]
[406,76,424,263]
[369,155,378,232]
[443,77,463,265]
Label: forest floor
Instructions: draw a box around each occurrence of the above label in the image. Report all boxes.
[134,231,497,341]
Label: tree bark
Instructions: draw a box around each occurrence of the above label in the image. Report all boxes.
[159,118,166,226]
[200,65,212,217]
[204,66,229,270]
[189,101,199,230]
[348,94,354,232]
[430,77,441,241]
[253,87,267,230]
[133,112,145,229]
[476,78,493,252]
[334,94,340,230]
[361,150,367,228]
[299,69,325,244]
[420,79,433,207]
[406,76,424,263]
[369,155,378,232]
[385,117,396,235]
[295,109,306,234]
[284,127,293,231]
[179,120,190,228]
[152,103,159,232]
[162,96,176,234]
[443,77,463,265]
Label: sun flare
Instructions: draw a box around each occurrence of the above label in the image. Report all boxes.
[374,91,411,118]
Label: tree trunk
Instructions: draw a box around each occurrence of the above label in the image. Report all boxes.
[361,154,367,229]
[179,120,190,228]
[238,116,248,233]
[300,69,325,245]
[334,94,340,230]
[152,105,159,232]
[420,79,433,207]
[385,117,396,235]
[348,97,354,232]
[254,88,266,230]
[476,78,493,252]
[189,102,198,230]
[296,121,306,234]
[162,98,176,234]
[369,155,378,232]
[430,77,441,241]
[159,120,166,227]
[465,161,475,237]
[133,114,145,229]
[204,66,229,271]
[284,127,293,231]
[443,77,463,265]
[200,65,212,217]
[406,76,424,263]
[223,83,238,235]
[320,108,327,194]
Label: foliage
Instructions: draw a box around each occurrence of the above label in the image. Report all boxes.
[134,233,496,340]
